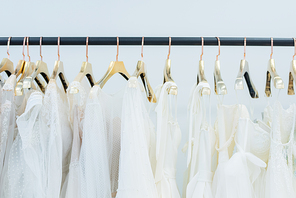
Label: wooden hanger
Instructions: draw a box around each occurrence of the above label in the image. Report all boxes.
[50,37,69,93]
[15,37,36,96]
[235,38,258,98]
[213,37,227,95]
[265,38,284,97]
[0,37,14,77]
[196,37,211,95]
[70,37,95,94]
[96,37,130,88]
[163,37,177,95]
[288,38,296,95]
[23,37,50,93]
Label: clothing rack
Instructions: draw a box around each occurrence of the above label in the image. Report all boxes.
[0,37,294,46]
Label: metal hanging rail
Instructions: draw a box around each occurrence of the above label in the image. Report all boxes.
[0,37,294,46]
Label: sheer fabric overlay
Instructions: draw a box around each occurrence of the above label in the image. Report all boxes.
[0,75,17,195]
[3,91,45,197]
[61,79,90,198]
[41,79,72,197]
[116,77,158,198]
[79,79,126,198]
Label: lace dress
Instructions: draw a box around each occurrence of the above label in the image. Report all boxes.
[182,82,216,198]
[116,77,158,198]
[264,102,296,198]
[212,104,249,198]
[61,79,90,198]
[154,82,181,198]
[0,75,17,193]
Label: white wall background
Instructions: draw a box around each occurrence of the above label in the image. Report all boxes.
[1,0,296,194]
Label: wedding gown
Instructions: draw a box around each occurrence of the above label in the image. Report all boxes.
[182,82,216,198]
[61,79,90,198]
[212,104,247,197]
[41,79,72,197]
[154,81,181,198]
[79,83,124,198]
[212,102,271,198]
[264,101,296,198]
[2,90,45,197]
[0,75,18,194]
[116,77,158,198]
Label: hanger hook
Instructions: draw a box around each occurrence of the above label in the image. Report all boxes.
[270,37,273,59]
[167,37,171,59]
[200,37,204,60]
[58,36,60,61]
[244,37,246,60]
[86,36,89,62]
[141,36,144,61]
[22,37,26,61]
[27,37,30,62]
[116,37,119,61]
[7,37,11,59]
[40,37,43,61]
[293,38,296,60]
[216,37,220,61]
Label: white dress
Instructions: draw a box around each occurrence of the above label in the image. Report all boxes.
[41,79,72,197]
[154,82,181,198]
[183,83,216,198]
[212,103,271,198]
[3,91,45,197]
[0,75,17,194]
[264,101,296,198]
[212,104,247,198]
[116,77,158,198]
[79,83,125,198]
[61,79,90,198]
[2,79,72,198]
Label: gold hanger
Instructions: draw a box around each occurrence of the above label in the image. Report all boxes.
[265,37,284,97]
[23,37,50,93]
[131,37,157,103]
[288,38,296,95]
[70,37,95,94]
[51,36,69,93]
[0,37,14,77]
[15,37,36,96]
[214,37,227,95]
[197,37,211,95]
[14,37,27,78]
[96,37,130,88]
[163,37,177,95]
[235,37,258,98]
